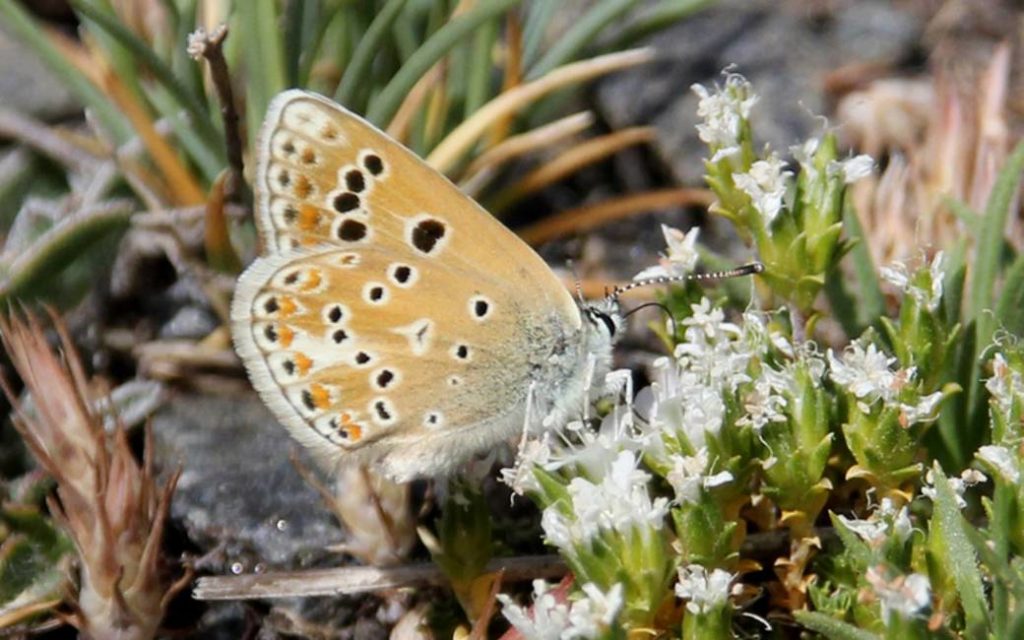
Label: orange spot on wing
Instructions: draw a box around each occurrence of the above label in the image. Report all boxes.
[302,270,322,291]
[278,296,298,316]
[294,174,313,199]
[297,203,320,231]
[278,325,295,348]
[345,423,363,441]
[294,352,312,376]
[309,383,330,409]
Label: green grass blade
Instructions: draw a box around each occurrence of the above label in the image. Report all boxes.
[522,0,557,70]
[464,16,498,118]
[335,0,410,107]
[971,140,1024,327]
[0,0,133,142]
[994,248,1024,338]
[840,203,885,330]
[73,0,145,99]
[612,0,716,48]
[366,0,520,127]
[238,0,287,144]
[147,86,223,183]
[69,0,220,146]
[526,0,636,80]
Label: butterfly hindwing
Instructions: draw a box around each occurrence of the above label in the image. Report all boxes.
[234,90,584,479]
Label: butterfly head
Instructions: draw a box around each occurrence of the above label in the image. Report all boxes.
[580,297,623,345]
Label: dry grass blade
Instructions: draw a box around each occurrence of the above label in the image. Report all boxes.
[193,555,567,600]
[387,64,447,142]
[518,188,712,246]
[101,69,205,207]
[460,111,595,196]
[0,311,184,640]
[427,48,654,173]
[489,126,655,212]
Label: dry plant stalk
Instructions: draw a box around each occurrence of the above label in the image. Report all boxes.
[0,312,186,640]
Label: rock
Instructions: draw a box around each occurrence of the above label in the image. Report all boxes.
[152,393,345,571]
[596,0,923,184]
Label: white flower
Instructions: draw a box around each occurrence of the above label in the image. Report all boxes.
[865,567,931,623]
[675,565,735,615]
[692,75,757,162]
[977,445,1020,484]
[499,579,571,639]
[791,138,821,181]
[827,342,907,406]
[837,498,911,548]
[986,353,1024,417]
[565,583,624,638]
[734,154,791,225]
[828,154,874,183]
[736,375,789,432]
[635,225,701,281]
[880,252,945,312]
[922,468,986,509]
[899,391,944,424]
[541,452,668,551]
[665,448,733,504]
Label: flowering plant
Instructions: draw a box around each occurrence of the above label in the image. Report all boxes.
[494,73,1024,639]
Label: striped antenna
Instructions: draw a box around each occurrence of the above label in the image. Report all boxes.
[606,262,764,301]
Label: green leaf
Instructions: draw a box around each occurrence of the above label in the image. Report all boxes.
[931,465,989,637]
[794,610,881,640]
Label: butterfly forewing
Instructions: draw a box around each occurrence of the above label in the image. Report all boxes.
[234,90,582,478]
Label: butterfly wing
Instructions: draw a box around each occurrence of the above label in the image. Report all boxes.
[233,91,584,480]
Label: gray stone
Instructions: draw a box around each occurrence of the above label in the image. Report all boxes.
[597,0,922,184]
[152,393,345,571]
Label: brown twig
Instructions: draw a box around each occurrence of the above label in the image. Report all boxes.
[188,24,244,204]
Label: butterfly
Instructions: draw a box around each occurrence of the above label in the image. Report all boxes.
[231,90,763,481]
[231,90,625,482]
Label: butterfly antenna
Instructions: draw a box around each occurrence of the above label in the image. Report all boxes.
[605,262,764,302]
[623,300,679,340]
[566,259,585,304]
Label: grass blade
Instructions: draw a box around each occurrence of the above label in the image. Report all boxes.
[335,0,410,107]
[427,48,653,174]
[0,0,132,142]
[70,0,221,147]
[367,0,520,127]
[527,0,636,80]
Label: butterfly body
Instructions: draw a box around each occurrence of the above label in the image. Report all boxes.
[232,90,619,481]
